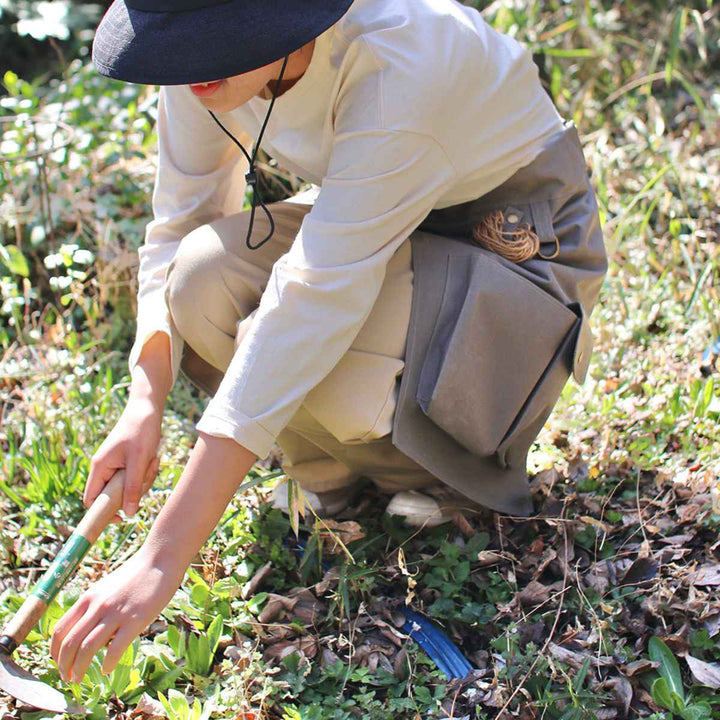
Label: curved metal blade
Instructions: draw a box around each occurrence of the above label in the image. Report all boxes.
[0,653,87,714]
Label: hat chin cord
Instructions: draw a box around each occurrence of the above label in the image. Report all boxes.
[208,53,290,251]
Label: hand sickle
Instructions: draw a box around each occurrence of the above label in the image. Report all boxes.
[0,470,125,713]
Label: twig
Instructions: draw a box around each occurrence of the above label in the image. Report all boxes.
[495,513,506,555]
[635,469,649,546]
[1,159,25,247]
[0,117,75,163]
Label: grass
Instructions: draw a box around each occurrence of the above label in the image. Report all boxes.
[1,0,719,717]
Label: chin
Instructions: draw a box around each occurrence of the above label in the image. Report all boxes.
[203,97,246,113]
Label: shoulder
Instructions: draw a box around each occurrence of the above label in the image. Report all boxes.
[329,0,492,134]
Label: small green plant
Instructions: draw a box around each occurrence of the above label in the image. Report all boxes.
[534,657,609,719]
[167,614,224,677]
[647,637,711,719]
[63,639,144,719]
[184,566,237,621]
[158,688,217,720]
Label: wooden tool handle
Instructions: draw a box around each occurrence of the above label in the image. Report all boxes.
[0,470,126,653]
[75,469,126,544]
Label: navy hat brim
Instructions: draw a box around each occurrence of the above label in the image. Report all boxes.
[92,0,354,85]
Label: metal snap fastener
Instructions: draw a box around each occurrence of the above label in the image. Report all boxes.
[506,213,519,224]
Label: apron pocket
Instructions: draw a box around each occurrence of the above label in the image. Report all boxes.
[416,251,578,457]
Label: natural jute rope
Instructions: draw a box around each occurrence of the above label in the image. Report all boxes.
[472,210,559,263]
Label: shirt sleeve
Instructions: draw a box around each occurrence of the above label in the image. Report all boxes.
[128,85,250,385]
[196,127,457,457]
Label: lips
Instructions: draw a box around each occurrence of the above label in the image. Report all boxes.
[189,80,223,98]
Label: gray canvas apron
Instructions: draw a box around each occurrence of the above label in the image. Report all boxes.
[392,120,608,516]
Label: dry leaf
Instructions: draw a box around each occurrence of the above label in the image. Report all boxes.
[622,658,658,676]
[262,636,318,661]
[131,692,167,719]
[287,587,327,625]
[394,646,410,680]
[242,561,273,599]
[321,647,342,668]
[685,655,720,689]
[367,651,380,673]
[530,467,562,495]
[452,513,476,538]
[585,561,612,594]
[579,515,614,533]
[518,580,552,607]
[703,614,720,637]
[659,534,694,546]
[548,643,613,669]
[258,593,298,623]
[313,565,342,595]
[317,520,365,554]
[595,710,618,720]
[603,676,633,714]
[620,557,659,587]
[391,611,407,628]
[224,645,251,670]
[476,551,505,566]
[688,564,720,586]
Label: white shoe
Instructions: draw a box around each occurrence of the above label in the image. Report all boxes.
[385,488,483,528]
[384,490,451,528]
[271,481,356,518]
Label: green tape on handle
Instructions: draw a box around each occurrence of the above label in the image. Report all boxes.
[31,533,91,604]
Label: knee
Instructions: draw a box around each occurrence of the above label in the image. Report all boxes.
[165,223,228,335]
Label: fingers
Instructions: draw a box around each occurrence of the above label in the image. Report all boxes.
[54,603,106,683]
[84,452,121,510]
[84,417,161,513]
[123,455,159,517]
[123,457,143,518]
[102,627,135,676]
[50,594,90,660]
[67,621,119,684]
[143,456,160,495]
[85,460,128,522]
[122,455,140,517]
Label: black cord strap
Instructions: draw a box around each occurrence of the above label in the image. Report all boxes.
[207,53,290,251]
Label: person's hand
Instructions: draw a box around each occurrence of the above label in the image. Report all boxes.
[83,396,162,522]
[49,548,182,684]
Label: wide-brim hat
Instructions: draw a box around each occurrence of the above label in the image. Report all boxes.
[92,0,354,86]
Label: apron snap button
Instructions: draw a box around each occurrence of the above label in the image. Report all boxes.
[506,213,520,224]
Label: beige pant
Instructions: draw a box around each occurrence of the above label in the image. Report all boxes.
[164,197,443,495]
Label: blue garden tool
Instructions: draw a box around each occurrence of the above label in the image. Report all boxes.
[397,607,474,680]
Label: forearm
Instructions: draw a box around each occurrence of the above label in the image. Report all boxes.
[129,331,173,410]
[140,432,257,578]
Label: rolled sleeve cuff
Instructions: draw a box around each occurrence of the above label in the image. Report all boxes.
[196,409,276,460]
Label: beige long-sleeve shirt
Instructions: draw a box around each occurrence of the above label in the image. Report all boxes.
[129,0,565,458]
